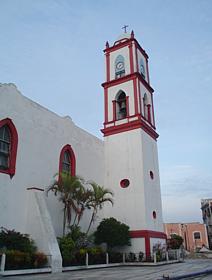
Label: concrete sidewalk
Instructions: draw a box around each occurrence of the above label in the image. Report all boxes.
[2,259,212,280]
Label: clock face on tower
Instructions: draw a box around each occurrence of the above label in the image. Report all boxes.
[116,61,124,70]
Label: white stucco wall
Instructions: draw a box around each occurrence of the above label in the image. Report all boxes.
[0,83,104,243]
[116,238,145,254]
[103,129,146,229]
[103,128,163,234]
[129,238,145,254]
[141,130,164,232]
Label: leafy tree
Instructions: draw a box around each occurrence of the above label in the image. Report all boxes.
[86,182,113,234]
[167,234,183,249]
[47,172,84,236]
[94,217,131,249]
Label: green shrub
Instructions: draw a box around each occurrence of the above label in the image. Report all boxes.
[77,247,105,265]
[69,250,86,266]
[0,229,48,270]
[109,252,123,263]
[88,251,106,265]
[94,217,131,249]
[64,247,104,266]
[87,247,103,254]
[68,225,85,242]
[32,252,48,268]
[0,228,36,254]
[5,250,32,270]
[67,225,87,248]
[79,248,87,255]
[5,250,48,270]
[58,235,75,266]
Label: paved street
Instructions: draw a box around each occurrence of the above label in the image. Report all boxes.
[2,259,212,280]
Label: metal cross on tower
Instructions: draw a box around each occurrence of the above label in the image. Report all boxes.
[122,25,129,33]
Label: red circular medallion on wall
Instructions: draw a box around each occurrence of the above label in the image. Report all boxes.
[153,211,157,219]
[120,179,130,188]
[150,171,154,179]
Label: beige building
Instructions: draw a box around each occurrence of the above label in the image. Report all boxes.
[164,223,209,252]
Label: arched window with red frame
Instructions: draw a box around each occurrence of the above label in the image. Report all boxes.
[0,118,18,178]
[59,144,76,176]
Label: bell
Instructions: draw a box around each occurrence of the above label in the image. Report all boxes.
[120,101,126,109]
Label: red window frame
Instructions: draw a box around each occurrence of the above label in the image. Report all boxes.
[59,144,76,177]
[0,118,18,178]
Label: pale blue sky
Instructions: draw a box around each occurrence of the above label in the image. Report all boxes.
[0,0,212,222]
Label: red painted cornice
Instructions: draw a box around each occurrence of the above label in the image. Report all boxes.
[130,230,167,239]
[104,38,149,59]
[102,72,154,94]
[101,118,159,140]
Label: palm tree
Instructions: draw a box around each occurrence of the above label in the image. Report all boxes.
[47,172,84,236]
[72,186,93,226]
[86,182,114,234]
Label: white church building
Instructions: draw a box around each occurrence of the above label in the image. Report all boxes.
[0,31,166,270]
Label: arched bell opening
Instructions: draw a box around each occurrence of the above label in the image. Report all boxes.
[116,91,127,120]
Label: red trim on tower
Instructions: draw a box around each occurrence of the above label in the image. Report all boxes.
[101,118,159,140]
[112,100,116,121]
[102,74,133,88]
[104,39,132,54]
[126,96,129,117]
[150,94,156,128]
[59,144,76,177]
[106,53,110,82]
[0,118,18,178]
[104,38,149,60]
[104,88,108,123]
[129,43,134,74]
[147,104,152,124]
[104,113,139,125]
[102,72,154,94]
[133,78,139,115]
[130,230,167,257]
[138,79,142,115]
[135,47,139,73]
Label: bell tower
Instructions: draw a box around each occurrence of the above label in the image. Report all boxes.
[101,31,166,257]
